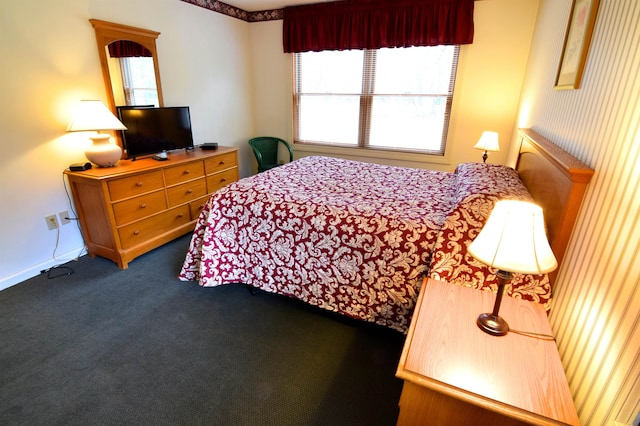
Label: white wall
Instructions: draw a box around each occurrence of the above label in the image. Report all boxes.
[248,20,293,142]
[448,0,539,168]
[248,0,540,171]
[0,0,254,289]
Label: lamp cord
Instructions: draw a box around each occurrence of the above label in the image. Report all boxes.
[493,272,555,341]
[509,328,556,341]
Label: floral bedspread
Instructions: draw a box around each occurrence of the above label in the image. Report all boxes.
[180,156,456,332]
[180,157,552,332]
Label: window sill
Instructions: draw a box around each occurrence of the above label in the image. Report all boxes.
[293,142,452,167]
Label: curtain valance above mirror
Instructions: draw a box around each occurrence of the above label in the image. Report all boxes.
[283,0,474,53]
[108,40,152,58]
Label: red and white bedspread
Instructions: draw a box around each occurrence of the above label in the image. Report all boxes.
[180,157,552,332]
[180,156,456,332]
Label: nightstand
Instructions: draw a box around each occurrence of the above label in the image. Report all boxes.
[396,278,579,426]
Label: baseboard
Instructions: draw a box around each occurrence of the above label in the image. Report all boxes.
[0,248,86,292]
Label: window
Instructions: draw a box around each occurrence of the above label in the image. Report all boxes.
[119,57,159,107]
[293,45,459,155]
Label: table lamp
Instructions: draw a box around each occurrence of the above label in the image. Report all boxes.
[473,131,500,163]
[468,200,557,336]
[67,100,127,167]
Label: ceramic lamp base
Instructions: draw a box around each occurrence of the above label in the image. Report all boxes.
[85,133,122,167]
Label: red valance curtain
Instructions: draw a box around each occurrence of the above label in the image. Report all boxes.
[283,0,474,53]
[108,40,152,58]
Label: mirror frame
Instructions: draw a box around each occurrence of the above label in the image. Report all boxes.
[90,19,164,113]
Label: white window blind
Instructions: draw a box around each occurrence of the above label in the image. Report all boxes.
[293,45,459,155]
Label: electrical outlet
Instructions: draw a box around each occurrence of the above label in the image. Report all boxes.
[45,215,58,230]
[58,210,71,225]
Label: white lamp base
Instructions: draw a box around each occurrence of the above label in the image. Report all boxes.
[85,133,122,167]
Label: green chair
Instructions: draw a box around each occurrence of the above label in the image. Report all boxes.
[248,136,293,173]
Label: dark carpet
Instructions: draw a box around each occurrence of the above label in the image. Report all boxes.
[0,235,405,425]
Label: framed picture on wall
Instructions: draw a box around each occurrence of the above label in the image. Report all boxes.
[554,0,601,90]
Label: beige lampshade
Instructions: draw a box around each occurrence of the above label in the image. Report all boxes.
[67,100,127,132]
[67,100,127,167]
[473,131,500,152]
[468,200,557,274]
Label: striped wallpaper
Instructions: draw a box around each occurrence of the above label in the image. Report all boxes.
[514,0,640,424]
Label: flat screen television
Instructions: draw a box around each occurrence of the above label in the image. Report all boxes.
[117,106,194,159]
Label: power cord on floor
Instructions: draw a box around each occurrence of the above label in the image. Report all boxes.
[42,224,76,279]
[41,265,74,279]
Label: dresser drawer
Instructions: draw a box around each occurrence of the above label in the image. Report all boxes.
[108,171,164,201]
[118,205,191,249]
[207,168,238,193]
[112,190,167,226]
[189,195,210,220]
[204,152,237,174]
[164,161,205,186]
[167,178,208,207]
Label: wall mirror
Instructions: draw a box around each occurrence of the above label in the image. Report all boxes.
[90,19,164,113]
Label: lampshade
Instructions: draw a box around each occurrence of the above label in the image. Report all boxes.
[473,131,500,153]
[67,100,127,132]
[67,100,127,167]
[468,200,557,274]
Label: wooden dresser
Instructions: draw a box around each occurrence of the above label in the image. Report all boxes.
[396,278,579,426]
[64,147,238,269]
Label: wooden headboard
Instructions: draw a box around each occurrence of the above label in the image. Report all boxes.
[515,128,594,284]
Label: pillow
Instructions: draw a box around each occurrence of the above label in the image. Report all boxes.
[428,163,552,308]
[453,162,533,204]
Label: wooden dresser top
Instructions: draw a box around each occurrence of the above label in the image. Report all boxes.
[64,146,238,180]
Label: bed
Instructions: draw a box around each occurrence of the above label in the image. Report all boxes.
[180,129,594,332]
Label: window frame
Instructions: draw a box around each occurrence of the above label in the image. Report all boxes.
[292,45,460,157]
[118,57,160,107]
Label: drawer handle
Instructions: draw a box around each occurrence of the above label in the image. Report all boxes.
[184,170,190,174]
[219,161,225,165]
[133,230,140,235]
[177,213,184,218]
[186,189,193,194]
[140,203,147,209]
[221,178,227,183]
[136,182,143,187]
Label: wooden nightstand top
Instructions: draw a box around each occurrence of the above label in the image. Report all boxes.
[396,278,579,426]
